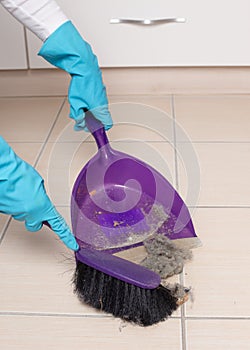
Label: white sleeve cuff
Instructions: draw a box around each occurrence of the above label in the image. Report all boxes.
[0,0,69,41]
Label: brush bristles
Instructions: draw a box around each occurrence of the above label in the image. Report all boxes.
[73,260,178,326]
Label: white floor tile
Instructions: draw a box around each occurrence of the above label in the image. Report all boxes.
[174,95,250,142]
[48,98,174,143]
[185,208,250,317]
[0,215,100,315]
[177,143,250,206]
[0,97,64,142]
[186,319,250,350]
[8,142,43,165]
[0,316,181,350]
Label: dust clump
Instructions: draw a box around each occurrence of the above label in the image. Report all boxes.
[141,234,193,278]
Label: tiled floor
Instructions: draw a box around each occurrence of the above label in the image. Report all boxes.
[0,79,250,349]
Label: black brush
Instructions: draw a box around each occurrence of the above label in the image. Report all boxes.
[73,247,178,326]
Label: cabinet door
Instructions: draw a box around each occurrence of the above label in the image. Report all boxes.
[26,30,51,69]
[27,0,250,67]
[0,6,27,69]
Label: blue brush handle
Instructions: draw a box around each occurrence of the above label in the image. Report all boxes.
[85,110,109,149]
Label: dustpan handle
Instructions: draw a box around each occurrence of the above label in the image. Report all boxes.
[85,110,109,149]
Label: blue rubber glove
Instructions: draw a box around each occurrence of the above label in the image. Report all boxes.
[0,136,79,251]
[38,20,113,132]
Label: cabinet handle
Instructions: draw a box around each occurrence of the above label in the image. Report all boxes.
[110,17,186,26]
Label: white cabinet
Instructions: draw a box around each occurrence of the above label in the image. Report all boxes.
[4,0,250,68]
[26,30,51,69]
[28,0,250,68]
[0,6,27,69]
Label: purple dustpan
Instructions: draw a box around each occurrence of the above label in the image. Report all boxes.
[71,112,200,254]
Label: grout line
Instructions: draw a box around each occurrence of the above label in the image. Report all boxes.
[185,316,250,320]
[179,271,187,350]
[0,217,12,246]
[0,310,181,320]
[1,93,248,98]
[44,140,175,144]
[172,94,187,350]
[171,95,179,191]
[41,138,250,145]
[55,205,70,208]
[23,27,30,70]
[188,205,250,209]
[4,140,250,144]
[0,311,248,320]
[3,140,250,145]
[175,141,250,143]
[4,141,47,144]
[33,98,67,169]
[55,205,250,209]
[0,95,67,99]
[0,311,112,319]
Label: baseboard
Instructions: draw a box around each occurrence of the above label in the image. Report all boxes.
[1,67,250,97]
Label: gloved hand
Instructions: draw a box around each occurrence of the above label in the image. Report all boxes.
[0,136,79,251]
[38,20,113,132]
